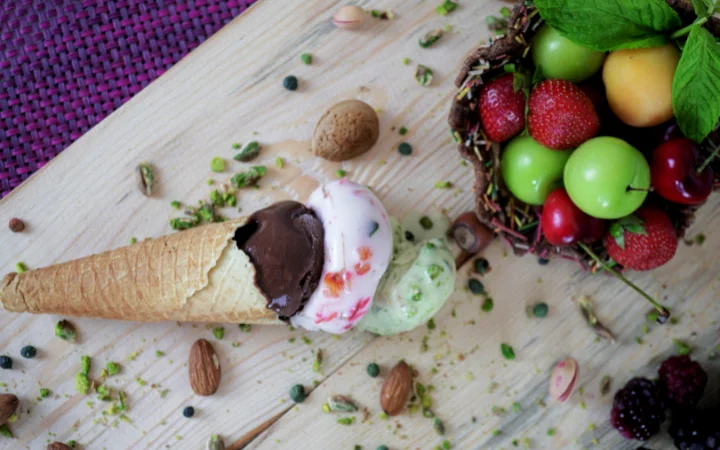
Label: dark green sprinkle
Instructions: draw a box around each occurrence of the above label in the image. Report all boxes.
[500,343,515,360]
[0,356,12,370]
[467,278,484,295]
[538,258,550,266]
[289,384,306,403]
[481,297,494,312]
[369,221,379,237]
[473,258,490,274]
[366,363,380,378]
[377,446,389,450]
[433,417,446,435]
[182,406,194,418]
[283,75,298,91]
[532,303,549,318]
[20,345,36,359]
[427,318,436,330]
[419,216,433,230]
[405,230,415,241]
[399,126,408,135]
[398,142,412,156]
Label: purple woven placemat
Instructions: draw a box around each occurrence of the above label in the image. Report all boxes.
[0,0,256,198]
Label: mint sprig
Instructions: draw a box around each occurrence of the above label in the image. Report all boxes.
[534,0,682,51]
[690,0,715,17]
[673,25,720,143]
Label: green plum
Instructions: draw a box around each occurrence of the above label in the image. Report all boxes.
[532,25,605,83]
[501,136,573,205]
[564,137,650,219]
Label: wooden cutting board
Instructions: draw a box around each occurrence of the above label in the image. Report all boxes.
[1,1,718,449]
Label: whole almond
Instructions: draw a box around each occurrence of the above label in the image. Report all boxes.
[380,361,413,416]
[312,100,379,162]
[47,443,73,450]
[189,339,221,396]
[0,393,18,426]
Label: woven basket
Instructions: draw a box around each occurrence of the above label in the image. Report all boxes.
[448,0,720,270]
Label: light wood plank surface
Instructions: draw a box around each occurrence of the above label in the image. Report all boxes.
[0,0,718,449]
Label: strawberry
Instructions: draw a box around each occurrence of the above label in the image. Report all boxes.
[603,207,677,271]
[479,73,526,143]
[528,79,600,150]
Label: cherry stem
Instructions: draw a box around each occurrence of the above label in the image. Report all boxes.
[578,242,670,324]
[697,143,720,174]
[671,17,708,39]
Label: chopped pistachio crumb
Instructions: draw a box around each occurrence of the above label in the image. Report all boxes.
[15,262,27,273]
[673,339,692,355]
[238,324,252,332]
[302,336,312,345]
[337,416,355,425]
[130,237,137,244]
[232,143,241,149]
[547,428,556,437]
[160,389,169,399]
[399,126,408,135]
[500,343,515,360]
[81,355,91,375]
[379,412,389,420]
[76,373,90,394]
[136,378,147,387]
[212,327,225,340]
[40,388,50,398]
[170,200,182,210]
[512,402,521,413]
[127,351,140,361]
[336,169,347,178]
[492,429,501,436]
[275,157,284,168]
[207,179,213,185]
[435,181,452,189]
[0,424,13,438]
[232,341,241,348]
[155,350,164,358]
[106,362,121,376]
[436,0,458,16]
[300,53,312,65]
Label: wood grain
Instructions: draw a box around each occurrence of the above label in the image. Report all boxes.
[0,0,718,449]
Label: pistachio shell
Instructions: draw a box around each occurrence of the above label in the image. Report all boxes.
[332,6,366,29]
[549,357,579,402]
[312,100,380,162]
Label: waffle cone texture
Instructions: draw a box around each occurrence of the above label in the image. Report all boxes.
[0,219,282,324]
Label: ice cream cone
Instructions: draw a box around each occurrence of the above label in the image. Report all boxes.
[0,218,283,324]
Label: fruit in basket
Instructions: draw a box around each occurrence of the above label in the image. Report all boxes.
[603,207,677,271]
[478,73,526,142]
[532,24,605,83]
[564,137,650,219]
[500,136,572,205]
[651,138,713,205]
[541,188,605,246]
[603,44,680,128]
[528,79,600,150]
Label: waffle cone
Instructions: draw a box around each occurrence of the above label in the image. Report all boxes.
[0,218,282,324]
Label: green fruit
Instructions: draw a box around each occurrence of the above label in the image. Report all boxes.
[532,25,605,83]
[564,137,650,219]
[501,136,573,205]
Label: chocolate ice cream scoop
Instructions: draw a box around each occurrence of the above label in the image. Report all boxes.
[234,201,324,319]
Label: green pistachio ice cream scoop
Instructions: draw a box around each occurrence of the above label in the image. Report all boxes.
[358,219,456,335]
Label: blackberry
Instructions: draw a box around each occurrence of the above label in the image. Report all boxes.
[658,355,708,408]
[669,408,720,450]
[610,377,666,441]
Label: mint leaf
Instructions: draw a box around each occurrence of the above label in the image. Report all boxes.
[673,25,720,143]
[534,0,682,51]
[690,0,713,17]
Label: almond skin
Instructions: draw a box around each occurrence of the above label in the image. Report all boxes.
[0,393,18,427]
[47,443,73,450]
[380,361,413,416]
[189,339,221,396]
[312,100,379,162]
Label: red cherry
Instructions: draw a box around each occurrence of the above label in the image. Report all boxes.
[651,138,713,205]
[542,188,605,246]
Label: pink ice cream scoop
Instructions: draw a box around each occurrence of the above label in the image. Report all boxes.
[290,179,393,333]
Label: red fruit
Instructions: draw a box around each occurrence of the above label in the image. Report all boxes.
[528,79,600,150]
[651,138,713,205]
[542,188,605,246]
[658,355,708,408]
[603,207,677,271]
[479,73,526,143]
